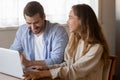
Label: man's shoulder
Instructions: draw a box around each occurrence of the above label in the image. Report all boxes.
[17,24,31,36]
[47,21,65,32]
[19,24,28,30]
[47,21,62,27]
[17,24,30,32]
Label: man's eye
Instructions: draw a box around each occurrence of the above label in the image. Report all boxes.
[27,23,31,25]
[27,23,30,24]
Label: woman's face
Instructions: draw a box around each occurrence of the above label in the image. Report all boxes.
[67,9,81,33]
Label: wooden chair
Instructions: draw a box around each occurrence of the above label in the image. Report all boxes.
[103,55,117,80]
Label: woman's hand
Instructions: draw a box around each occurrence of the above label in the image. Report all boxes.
[23,70,52,80]
[31,65,49,70]
[23,71,41,80]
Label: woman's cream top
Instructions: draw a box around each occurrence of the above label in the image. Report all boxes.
[49,40,104,80]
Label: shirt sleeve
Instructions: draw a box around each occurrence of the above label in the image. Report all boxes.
[48,61,67,69]
[50,44,103,79]
[45,25,69,65]
[10,26,23,53]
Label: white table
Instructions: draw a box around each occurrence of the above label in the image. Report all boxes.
[0,73,21,80]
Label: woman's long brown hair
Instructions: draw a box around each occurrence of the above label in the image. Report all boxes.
[67,4,110,66]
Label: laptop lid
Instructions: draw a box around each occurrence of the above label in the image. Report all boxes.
[0,48,24,79]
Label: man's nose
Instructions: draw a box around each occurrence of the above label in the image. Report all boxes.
[31,24,36,28]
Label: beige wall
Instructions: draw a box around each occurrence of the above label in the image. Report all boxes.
[100,0,120,79]
[0,28,17,48]
[99,0,115,54]
[0,0,116,54]
[115,0,120,79]
[116,1,120,54]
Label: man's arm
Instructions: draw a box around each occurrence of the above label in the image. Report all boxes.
[22,25,68,66]
[20,53,46,67]
[45,25,69,65]
[10,26,23,53]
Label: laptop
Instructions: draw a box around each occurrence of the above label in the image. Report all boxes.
[0,48,24,79]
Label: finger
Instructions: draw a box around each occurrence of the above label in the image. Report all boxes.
[32,77,36,80]
[32,76,40,80]
[30,66,38,69]
[36,66,43,70]
[19,53,23,60]
[24,76,31,80]
[23,74,28,77]
[43,66,49,70]
[23,72,33,80]
[31,66,42,70]
[24,71,32,76]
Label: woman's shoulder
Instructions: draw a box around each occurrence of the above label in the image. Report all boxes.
[89,43,103,53]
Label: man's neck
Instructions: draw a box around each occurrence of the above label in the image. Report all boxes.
[35,20,46,37]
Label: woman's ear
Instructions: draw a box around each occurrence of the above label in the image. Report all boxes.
[78,19,82,26]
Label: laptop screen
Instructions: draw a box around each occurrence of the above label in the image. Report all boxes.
[0,48,24,79]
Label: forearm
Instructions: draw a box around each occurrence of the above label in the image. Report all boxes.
[28,60,46,67]
[41,70,52,78]
[21,54,46,67]
[23,70,52,80]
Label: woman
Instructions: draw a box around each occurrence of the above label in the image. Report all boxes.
[23,4,110,80]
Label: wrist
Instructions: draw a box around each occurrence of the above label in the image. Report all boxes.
[25,60,32,67]
[33,60,46,66]
[41,70,51,78]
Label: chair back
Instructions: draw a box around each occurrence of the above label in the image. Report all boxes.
[103,55,117,80]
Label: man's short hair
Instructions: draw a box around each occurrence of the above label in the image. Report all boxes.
[23,1,45,18]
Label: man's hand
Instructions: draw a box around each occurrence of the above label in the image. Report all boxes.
[31,65,49,70]
[20,53,46,67]
[20,53,31,67]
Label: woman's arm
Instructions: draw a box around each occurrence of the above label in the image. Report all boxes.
[23,70,51,80]
[24,44,103,80]
[50,44,103,79]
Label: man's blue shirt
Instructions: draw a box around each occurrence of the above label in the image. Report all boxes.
[10,21,68,65]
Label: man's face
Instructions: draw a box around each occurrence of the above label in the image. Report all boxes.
[25,13,45,34]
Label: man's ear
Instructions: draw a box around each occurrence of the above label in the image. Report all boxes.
[43,15,46,20]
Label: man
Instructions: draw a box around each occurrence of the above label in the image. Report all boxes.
[10,1,68,67]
